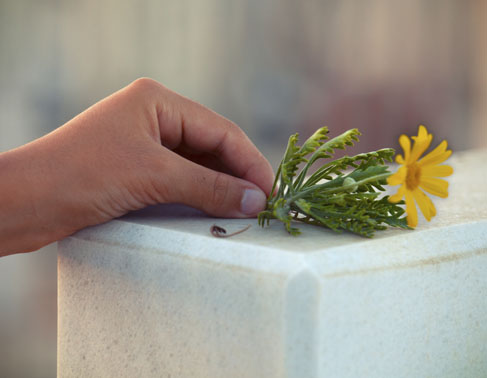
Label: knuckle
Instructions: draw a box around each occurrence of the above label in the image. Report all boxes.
[227,120,239,130]
[228,120,244,136]
[129,77,162,95]
[211,172,230,209]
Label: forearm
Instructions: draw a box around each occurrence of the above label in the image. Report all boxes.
[0,79,274,257]
[0,113,148,257]
[0,141,68,256]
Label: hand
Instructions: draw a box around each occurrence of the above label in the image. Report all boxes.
[0,78,274,256]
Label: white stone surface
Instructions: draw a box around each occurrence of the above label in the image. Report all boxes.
[58,150,487,378]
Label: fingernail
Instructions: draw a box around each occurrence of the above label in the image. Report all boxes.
[240,188,266,216]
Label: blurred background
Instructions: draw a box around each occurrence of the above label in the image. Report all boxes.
[1,0,485,376]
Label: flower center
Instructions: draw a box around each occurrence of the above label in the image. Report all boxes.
[406,163,421,190]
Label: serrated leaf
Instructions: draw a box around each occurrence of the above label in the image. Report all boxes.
[259,128,406,237]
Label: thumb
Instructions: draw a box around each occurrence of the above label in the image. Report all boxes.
[154,151,268,218]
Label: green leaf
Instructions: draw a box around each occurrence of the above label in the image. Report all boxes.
[259,127,408,237]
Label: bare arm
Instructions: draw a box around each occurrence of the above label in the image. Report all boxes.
[0,78,274,257]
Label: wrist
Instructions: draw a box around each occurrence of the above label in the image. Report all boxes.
[0,145,54,255]
[0,135,84,255]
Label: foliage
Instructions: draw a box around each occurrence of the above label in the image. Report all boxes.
[258,127,410,237]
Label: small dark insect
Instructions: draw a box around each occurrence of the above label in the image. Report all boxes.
[210,224,251,238]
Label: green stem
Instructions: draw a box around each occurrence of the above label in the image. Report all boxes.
[288,172,391,203]
[269,164,282,201]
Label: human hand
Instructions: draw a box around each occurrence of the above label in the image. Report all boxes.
[0,78,274,255]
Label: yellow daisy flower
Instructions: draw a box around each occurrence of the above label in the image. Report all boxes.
[387,125,453,228]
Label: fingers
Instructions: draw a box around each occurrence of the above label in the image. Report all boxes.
[152,149,267,218]
[171,146,234,175]
[120,78,273,217]
[149,83,274,196]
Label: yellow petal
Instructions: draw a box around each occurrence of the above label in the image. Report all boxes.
[395,154,405,165]
[399,135,411,163]
[420,150,452,167]
[420,177,449,198]
[405,190,417,227]
[389,185,405,203]
[430,197,437,217]
[413,188,436,222]
[410,125,433,163]
[418,140,451,167]
[387,166,407,186]
[421,164,453,178]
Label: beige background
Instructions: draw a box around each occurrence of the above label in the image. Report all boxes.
[0,1,485,377]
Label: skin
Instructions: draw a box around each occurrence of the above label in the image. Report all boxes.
[0,78,274,257]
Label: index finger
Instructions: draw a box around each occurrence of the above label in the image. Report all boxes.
[155,84,275,196]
